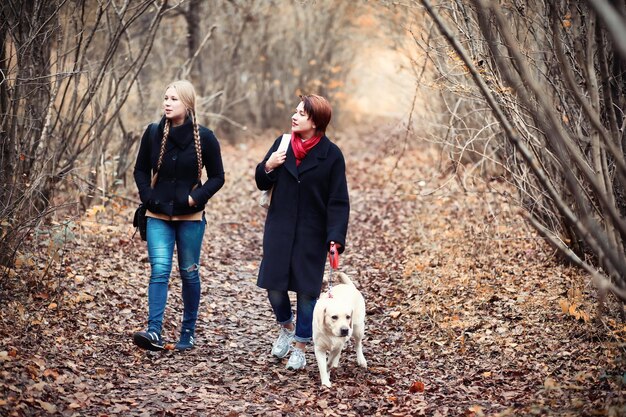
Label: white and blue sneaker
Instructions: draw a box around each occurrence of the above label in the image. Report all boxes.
[286,347,306,370]
[271,326,295,358]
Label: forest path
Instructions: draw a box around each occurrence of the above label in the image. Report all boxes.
[1,121,624,416]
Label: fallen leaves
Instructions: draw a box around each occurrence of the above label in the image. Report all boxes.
[559,299,591,323]
[36,400,57,413]
[1,124,625,416]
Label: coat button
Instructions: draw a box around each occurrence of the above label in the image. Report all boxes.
[172,155,177,160]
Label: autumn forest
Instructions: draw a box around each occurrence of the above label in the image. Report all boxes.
[2,1,626,416]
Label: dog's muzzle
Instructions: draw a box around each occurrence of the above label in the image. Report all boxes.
[340,327,350,337]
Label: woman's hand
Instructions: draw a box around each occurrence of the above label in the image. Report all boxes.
[330,241,342,251]
[329,241,341,269]
[188,195,196,207]
[265,150,287,172]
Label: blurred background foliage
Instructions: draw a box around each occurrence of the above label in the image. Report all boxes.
[1,0,412,267]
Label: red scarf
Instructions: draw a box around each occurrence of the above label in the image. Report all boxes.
[291,132,322,166]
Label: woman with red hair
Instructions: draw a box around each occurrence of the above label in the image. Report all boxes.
[255,94,350,370]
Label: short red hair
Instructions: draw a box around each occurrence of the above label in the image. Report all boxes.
[300,94,332,135]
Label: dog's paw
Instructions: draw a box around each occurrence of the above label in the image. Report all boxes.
[357,356,367,368]
[321,380,332,388]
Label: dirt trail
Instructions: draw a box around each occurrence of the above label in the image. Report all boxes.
[1,121,625,416]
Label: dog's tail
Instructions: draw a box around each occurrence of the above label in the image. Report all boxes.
[335,271,356,287]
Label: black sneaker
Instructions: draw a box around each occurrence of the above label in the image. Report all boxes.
[133,330,165,351]
[174,329,195,351]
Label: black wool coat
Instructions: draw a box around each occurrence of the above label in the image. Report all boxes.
[255,135,350,296]
[134,116,225,216]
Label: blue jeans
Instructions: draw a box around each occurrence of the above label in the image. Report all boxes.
[145,216,206,335]
[267,290,317,343]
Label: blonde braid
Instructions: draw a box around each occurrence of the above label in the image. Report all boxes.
[151,119,170,188]
[192,111,202,183]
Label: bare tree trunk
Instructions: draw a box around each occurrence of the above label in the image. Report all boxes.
[0,0,57,266]
[0,20,12,208]
[185,0,203,88]
[0,0,167,268]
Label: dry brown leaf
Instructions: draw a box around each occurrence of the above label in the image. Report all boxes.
[409,380,425,393]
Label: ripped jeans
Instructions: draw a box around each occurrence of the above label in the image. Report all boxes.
[145,216,206,335]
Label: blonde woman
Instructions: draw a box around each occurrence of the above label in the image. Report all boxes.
[132,80,225,351]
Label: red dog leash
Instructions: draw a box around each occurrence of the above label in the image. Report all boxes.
[328,241,339,298]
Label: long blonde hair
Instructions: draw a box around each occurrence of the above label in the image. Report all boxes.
[152,80,202,187]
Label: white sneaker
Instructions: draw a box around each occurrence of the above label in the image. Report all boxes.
[271,326,295,358]
[286,347,306,370]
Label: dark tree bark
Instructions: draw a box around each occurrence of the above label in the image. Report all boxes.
[0,13,12,209]
[185,0,204,89]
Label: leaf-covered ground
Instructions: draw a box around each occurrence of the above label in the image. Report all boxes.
[2,121,625,416]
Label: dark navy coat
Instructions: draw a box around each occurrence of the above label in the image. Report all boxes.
[255,135,349,296]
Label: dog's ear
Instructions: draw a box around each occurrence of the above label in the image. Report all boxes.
[349,309,353,328]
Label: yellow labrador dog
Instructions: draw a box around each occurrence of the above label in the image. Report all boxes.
[312,271,367,388]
